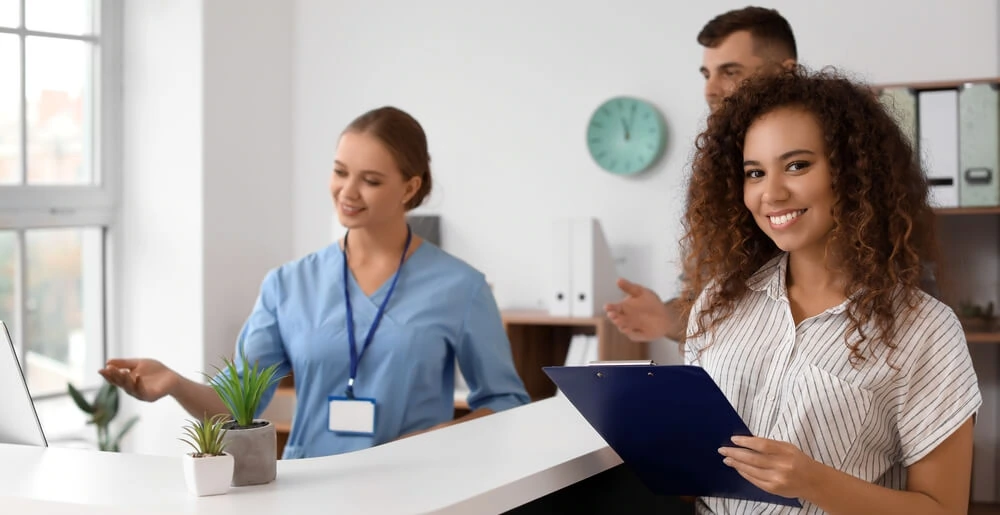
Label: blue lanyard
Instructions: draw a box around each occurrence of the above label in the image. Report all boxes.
[342,225,412,399]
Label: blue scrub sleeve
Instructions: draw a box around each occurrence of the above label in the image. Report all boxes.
[455,280,530,413]
[212,268,292,418]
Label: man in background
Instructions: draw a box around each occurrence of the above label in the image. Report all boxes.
[605,6,798,343]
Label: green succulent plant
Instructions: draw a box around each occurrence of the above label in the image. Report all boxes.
[179,413,229,457]
[67,381,139,452]
[205,352,284,428]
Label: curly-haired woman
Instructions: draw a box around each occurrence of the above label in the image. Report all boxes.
[680,66,981,514]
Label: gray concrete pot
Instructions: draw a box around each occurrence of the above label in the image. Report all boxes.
[221,419,276,487]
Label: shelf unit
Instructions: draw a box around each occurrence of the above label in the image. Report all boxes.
[876,77,1000,507]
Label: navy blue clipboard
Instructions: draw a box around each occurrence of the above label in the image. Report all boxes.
[544,364,801,507]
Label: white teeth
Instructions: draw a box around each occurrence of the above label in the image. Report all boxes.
[769,210,805,225]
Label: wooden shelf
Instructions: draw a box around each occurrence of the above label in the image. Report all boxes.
[874,77,1000,92]
[966,332,1000,344]
[500,310,647,404]
[971,502,1000,515]
[935,207,1000,216]
[500,310,608,327]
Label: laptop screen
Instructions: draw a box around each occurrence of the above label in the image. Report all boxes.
[0,321,48,447]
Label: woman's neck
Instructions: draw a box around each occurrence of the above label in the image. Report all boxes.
[786,247,847,296]
[343,220,411,265]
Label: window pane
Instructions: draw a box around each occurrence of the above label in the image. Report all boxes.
[26,36,92,185]
[0,231,15,345]
[25,227,104,397]
[0,0,17,28]
[25,0,93,35]
[0,34,19,185]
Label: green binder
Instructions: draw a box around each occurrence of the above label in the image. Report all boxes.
[959,83,1000,207]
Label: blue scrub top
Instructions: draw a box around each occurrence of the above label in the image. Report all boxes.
[224,240,529,459]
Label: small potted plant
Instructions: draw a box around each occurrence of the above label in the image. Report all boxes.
[957,300,997,332]
[206,352,284,487]
[180,413,233,496]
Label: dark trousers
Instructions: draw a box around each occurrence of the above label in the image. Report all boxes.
[504,464,697,515]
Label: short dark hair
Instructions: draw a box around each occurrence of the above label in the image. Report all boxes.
[697,6,797,61]
[344,106,433,210]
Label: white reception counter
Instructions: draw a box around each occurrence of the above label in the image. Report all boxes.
[0,396,625,514]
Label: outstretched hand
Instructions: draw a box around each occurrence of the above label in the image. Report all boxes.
[603,278,670,341]
[99,358,179,403]
[718,436,823,500]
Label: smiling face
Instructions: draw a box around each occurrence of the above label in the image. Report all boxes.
[329,130,422,230]
[742,107,836,258]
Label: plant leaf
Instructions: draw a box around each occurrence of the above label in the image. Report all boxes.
[106,383,120,420]
[179,413,229,456]
[96,382,115,411]
[67,383,95,414]
[202,351,286,429]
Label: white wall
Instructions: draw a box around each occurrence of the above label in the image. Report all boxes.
[292,0,999,309]
[119,0,205,457]
[118,0,294,457]
[202,0,294,376]
[291,0,1000,500]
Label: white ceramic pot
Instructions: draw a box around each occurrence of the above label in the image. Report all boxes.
[182,452,234,496]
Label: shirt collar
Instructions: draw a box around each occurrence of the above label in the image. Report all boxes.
[746,252,851,315]
[747,252,787,301]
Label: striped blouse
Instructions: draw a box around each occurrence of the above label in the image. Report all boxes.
[685,253,982,515]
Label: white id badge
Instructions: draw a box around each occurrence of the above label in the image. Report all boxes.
[328,396,376,436]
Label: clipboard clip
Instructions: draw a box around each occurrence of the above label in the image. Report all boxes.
[586,360,656,366]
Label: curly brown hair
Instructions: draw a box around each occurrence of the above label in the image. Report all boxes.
[679,66,939,366]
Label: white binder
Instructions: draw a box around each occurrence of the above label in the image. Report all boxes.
[918,89,960,208]
[563,334,590,366]
[547,217,619,318]
[570,218,618,318]
[548,219,573,316]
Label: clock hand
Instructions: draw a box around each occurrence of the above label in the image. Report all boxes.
[620,117,630,140]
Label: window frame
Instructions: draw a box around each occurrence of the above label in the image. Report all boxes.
[0,0,123,409]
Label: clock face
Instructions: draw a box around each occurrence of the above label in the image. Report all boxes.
[586,96,666,175]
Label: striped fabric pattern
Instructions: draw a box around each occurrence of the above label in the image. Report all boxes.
[685,253,982,515]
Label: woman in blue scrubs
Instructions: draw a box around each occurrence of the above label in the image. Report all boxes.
[100,106,530,459]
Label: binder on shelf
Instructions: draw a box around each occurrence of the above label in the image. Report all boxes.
[570,218,618,318]
[548,217,620,318]
[543,364,801,507]
[958,83,1000,207]
[548,219,573,317]
[556,335,598,397]
[563,334,592,367]
[918,89,960,208]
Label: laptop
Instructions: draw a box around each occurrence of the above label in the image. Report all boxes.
[0,321,48,447]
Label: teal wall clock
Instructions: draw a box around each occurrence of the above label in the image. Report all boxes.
[586,96,666,175]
